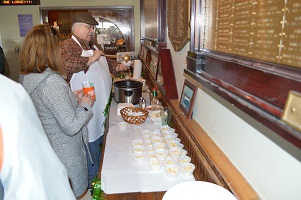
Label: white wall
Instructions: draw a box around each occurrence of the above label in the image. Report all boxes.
[167,36,301,199]
[0,6,39,81]
[0,0,140,81]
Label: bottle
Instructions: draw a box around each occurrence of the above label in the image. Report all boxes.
[151,87,159,106]
[149,87,155,105]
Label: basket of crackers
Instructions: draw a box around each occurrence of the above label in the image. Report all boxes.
[120,107,149,124]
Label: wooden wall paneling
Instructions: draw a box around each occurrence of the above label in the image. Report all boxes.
[169,103,228,187]
[168,99,259,200]
[186,51,301,150]
[141,48,259,199]
[158,49,178,99]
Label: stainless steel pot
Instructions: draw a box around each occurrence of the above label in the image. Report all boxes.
[114,80,143,104]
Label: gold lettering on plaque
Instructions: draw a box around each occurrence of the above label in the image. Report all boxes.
[168,0,190,51]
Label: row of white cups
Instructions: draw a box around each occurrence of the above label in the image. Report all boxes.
[131,125,195,178]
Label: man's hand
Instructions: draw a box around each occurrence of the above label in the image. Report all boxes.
[87,50,104,66]
[117,63,130,72]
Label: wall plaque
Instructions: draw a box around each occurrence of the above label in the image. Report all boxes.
[167,0,190,51]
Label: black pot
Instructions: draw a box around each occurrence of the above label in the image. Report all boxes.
[114,80,143,104]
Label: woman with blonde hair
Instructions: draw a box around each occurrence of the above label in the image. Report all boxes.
[19,25,94,198]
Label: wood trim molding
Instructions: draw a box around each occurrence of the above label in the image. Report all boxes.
[141,46,258,199]
[185,51,301,150]
[169,99,259,200]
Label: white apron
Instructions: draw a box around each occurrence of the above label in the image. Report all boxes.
[70,36,112,142]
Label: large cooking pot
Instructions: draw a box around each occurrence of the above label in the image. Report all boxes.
[114,80,143,104]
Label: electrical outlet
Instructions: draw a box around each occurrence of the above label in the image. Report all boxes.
[281,91,301,132]
[13,40,18,47]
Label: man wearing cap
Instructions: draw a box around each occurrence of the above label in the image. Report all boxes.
[61,12,129,188]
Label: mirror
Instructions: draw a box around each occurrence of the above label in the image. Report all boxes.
[95,18,127,54]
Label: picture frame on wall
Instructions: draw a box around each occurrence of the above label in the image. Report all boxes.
[179,79,197,119]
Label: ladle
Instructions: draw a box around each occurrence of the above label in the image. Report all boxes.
[104,54,131,62]
[92,45,131,62]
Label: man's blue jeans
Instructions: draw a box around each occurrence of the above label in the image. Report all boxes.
[86,135,104,188]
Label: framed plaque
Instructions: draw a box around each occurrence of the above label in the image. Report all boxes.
[167,0,190,51]
[179,79,197,119]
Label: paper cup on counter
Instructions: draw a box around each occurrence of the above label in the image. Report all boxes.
[150,131,162,138]
[118,122,128,130]
[178,143,184,149]
[180,149,188,156]
[162,129,176,137]
[144,139,152,146]
[133,152,145,164]
[164,157,177,167]
[153,142,167,150]
[180,163,195,176]
[155,148,168,162]
[132,146,145,153]
[147,152,157,160]
[169,147,181,160]
[175,138,181,143]
[160,125,170,134]
[151,136,164,144]
[165,165,180,178]
[141,129,151,136]
[164,135,176,142]
[145,145,154,152]
[177,156,191,166]
[82,80,96,100]
[167,140,181,148]
[131,139,144,147]
[149,158,162,170]
[143,134,151,141]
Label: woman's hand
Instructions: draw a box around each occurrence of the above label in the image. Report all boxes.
[80,94,95,107]
[73,89,84,102]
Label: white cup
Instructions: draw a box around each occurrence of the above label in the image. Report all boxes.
[118,122,128,130]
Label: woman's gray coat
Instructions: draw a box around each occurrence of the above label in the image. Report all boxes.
[20,68,93,197]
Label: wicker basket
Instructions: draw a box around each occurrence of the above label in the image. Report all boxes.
[120,107,149,124]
